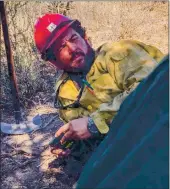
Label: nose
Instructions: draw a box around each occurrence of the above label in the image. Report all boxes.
[65,41,76,52]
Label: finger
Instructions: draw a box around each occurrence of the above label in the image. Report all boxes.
[60,130,73,144]
[55,123,70,137]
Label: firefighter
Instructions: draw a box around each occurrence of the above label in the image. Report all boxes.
[34,13,165,156]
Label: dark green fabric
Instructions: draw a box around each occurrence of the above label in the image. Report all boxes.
[76,55,169,189]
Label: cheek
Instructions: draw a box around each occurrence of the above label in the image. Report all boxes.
[58,50,71,64]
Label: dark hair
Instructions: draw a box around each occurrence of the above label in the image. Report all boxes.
[71,20,86,38]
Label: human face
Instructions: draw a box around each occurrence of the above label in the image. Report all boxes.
[52,27,94,72]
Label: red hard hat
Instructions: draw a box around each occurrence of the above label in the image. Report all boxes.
[34,13,75,54]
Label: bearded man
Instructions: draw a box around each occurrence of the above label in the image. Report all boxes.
[34,13,165,156]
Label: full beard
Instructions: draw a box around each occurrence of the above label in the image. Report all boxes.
[66,43,95,74]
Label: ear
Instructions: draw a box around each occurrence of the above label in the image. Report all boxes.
[84,32,88,40]
[84,33,92,46]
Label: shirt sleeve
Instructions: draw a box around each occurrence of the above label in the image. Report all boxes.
[89,40,165,134]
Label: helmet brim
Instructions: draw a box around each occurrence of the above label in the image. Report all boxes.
[42,20,76,53]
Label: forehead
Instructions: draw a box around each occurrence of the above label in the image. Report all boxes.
[60,27,78,40]
[52,27,77,49]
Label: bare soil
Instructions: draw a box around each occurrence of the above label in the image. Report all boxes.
[1,105,84,189]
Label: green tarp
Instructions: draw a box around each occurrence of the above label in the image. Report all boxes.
[76,55,169,189]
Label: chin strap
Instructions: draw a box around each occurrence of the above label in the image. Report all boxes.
[54,72,86,110]
[54,65,96,110]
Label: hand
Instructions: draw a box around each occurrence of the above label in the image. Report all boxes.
[51,117,92,157]
[56,117,92,144]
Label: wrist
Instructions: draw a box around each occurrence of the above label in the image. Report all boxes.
[87,117,100,137]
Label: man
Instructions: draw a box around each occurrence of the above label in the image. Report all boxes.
[34,13,165,156]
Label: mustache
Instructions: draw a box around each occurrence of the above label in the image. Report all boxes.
[71,50,85,62]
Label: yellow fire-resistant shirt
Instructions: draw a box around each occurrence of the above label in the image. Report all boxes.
[55,40,165,134]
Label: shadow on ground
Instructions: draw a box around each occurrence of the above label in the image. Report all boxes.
[1,105,90,189]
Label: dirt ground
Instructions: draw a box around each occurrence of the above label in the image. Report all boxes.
[1,105,85,189]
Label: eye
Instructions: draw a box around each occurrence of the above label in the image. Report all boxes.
[59,43,66,52]
[71,34,78,41]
